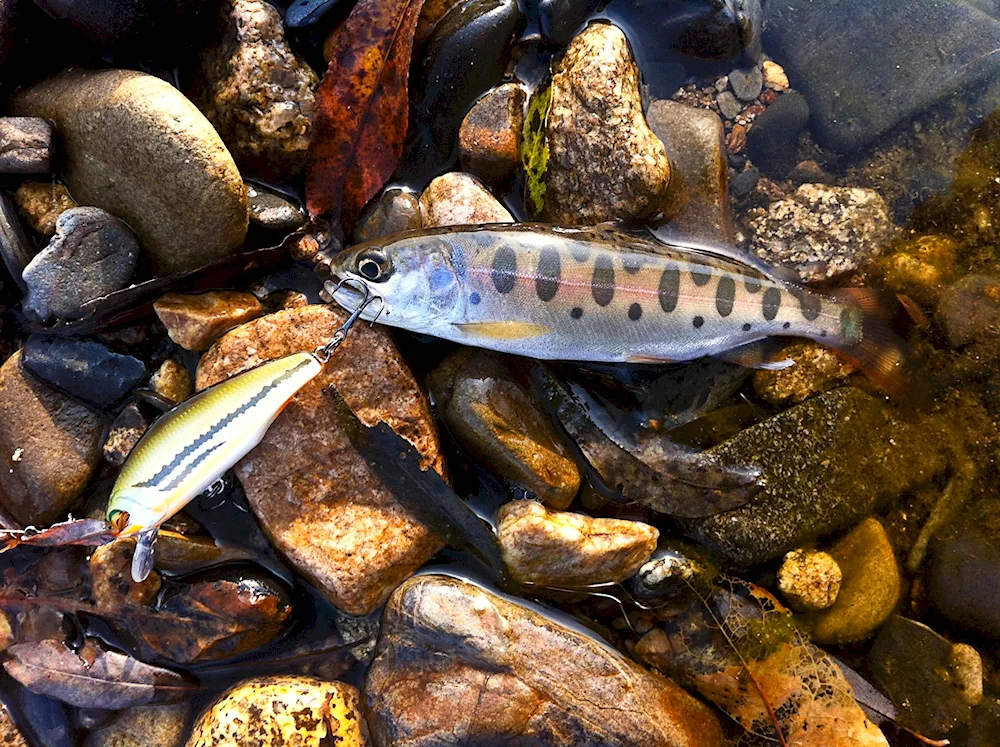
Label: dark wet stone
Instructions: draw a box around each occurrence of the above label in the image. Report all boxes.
[648,99,734,245]
[729,64,762,102]
[22,207,138,323]
[402,0,523,180]
[0,117,53,174]
[354,187,422,244]
[0,192,33,288]
[869,615,982,738]
[538,0,600,46]
[680,388,946,566]
[22,335,145,409]
[729,166,760,198]
[716,90,741,120]
[745,91,810,179]
[766,0,1000,152]
[30,0,208,54]
[928,498,1000,640]
[936,275,1000,349]
[247,184,306,234]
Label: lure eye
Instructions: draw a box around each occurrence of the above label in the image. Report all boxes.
[108,509,131,534]
[357,251,390,282]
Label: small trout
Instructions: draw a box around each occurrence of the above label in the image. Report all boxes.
[327,224,907,394]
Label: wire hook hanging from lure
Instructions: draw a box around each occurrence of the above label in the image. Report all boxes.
[103,278,382,582]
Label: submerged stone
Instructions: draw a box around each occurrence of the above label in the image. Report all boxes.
[363,574,725,746]
[354,188,422,244]
[745,91,810,179]
[681,388,945,566]
[22,335,145,409]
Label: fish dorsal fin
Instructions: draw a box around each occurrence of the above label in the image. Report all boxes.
[130,527,159,582]
[644,228,801,284]
[453,321,550,340]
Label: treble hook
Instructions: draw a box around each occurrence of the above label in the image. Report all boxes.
[313,278,384,363]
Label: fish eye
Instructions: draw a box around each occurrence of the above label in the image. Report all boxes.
[357,250,390,282]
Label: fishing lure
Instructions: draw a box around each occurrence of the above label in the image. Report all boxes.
[108,281,381,582]
[325,224,910,396]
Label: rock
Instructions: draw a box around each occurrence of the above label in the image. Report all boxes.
[538,0,600,46]
[11,69,248,274]
[766,0,1000,152]
[809,518,901,644]
[194,0,318,180]
[196,305,445,616]
[247,185,306,233]
[0,703,28,747]
[0,352,104,526]
[869,615,982,738]
[936,275,1000,349]
[90,538,162,611]
[459,83,525,183]
[876,234,959,307]
[0,117,53,173]
[777,548,841,611]
[103,402,150,467]
[681,387,945,566]
[29,0,206,53]
[353,188,422,244]
[15,181,77,236]
[150,358,192,405]
[153,291,264,352]
[187,676,368,747]
[745,90,810,179]
[753,341,857,405]
[729,166,760,198]
[627,542,718,602]
[0,192,33,285]
[747,184,895,282]
[88,704,189,747]
[363,574,725,746]
[403,0,522,180]
[716,90,742,120]
[928,498,1000,639]
[497,500,657,586]
[787,159,833,185]
[762,60,789,91]
[729,64,763,102]
[418,172,513,227]
[22,335,145,409]
[648,100,734,245]
[426,350,579,508]
[22,207,138,323]
[541,23,670,224]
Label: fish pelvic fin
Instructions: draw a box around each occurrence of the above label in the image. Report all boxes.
[716,340,795,370]
[453,321,550,341]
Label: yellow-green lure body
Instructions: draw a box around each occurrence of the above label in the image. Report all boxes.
[107,352,323,581]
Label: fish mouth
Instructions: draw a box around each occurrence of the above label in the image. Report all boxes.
[326,274,388,322]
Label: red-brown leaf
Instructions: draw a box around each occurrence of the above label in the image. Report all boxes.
[306,0,426,231]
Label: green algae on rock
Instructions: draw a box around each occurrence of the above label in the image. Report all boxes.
[681,387,946,566]
[521,83,552,216]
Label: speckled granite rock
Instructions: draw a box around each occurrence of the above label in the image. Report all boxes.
[747,184,895,282]
[194,0,317,180]
[753,341,857,405]
[543,23,670,225]
[419,172,513,227]
[15,181,77,236]
[196,305,445,615]
[363,574,725,746]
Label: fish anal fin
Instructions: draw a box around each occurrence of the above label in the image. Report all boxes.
[453,321,549,340]
[717,340,794,370]
[130,527,159,583]
[627,354,677,364]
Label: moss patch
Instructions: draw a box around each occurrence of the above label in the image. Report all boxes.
[521,84,552,217]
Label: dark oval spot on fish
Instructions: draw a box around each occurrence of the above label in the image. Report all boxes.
[470,292,481,305]
[570,307,583,319]
[491,246,517,294]
[535,247,561,302]
[691,269,713,287]
[716,276,736,317]
[745,276,762,294]
[798,291,822,321]
[693,316,704,329]
[628,303,643,321]
[762,287,782,321]
[742,322,752,331]
[592,255,615,307]
[659,265,680,313]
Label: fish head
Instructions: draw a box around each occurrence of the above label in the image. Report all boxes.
[106,486,166,536]
[328,235,463,330]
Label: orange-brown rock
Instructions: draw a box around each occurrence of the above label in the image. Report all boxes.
[196,305,445,615]
[15,181,77,236]
[154,291,264,352]
[363,574,725,746]
[497,500,657,586]
[459,83,525,183]
[0,352,104,526]
[150,358,193,404]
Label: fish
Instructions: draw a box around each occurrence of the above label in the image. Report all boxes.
[107,352,324,582]
[325,224,911,396]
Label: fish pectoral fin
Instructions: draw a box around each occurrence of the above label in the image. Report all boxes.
[716,340,794,370]
[130,526,159,583]
[452,321,550,341]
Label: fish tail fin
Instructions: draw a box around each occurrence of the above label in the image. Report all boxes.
[828,288,924,402]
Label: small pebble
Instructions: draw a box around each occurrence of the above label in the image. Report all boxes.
[777,548,842,611]
[419,172,513,228]
[150,358,193,405]
[0,117,54,174]
[15,181,78,236]
[716,91,742,121]
[354,188,422,244]
[22,335,145,409]
[153,291,265,351]
[729,65,764,102]
[103,403,150,467]
[247,185,306,234]
[762,60,790,91]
